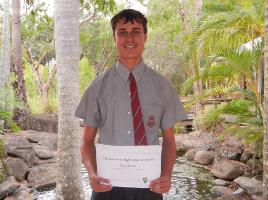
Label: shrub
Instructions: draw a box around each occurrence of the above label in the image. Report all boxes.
[221,99,253,115]
[193,105,224,133]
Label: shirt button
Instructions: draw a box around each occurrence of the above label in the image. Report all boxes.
[127,131,131,134]
[128,112,131,115]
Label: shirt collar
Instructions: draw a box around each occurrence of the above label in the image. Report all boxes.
[116,60,146,83]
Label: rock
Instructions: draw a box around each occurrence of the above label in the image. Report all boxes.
[27,163,57,190]
[175,133,219,152]
[219,114,238,123]
[185,149,196,161]
[0,176,20,199]
[215,192,253,200]
[38,157,57,165]
[25,131,58,151]
[211,159,244,180]
[217,146,242,161]
[5,138,38,167]
[234,176,263,195]
[12,185,37,200]
[5,158,29,181]
[176,143,186,156]
[240,149,253,163]
[194,151,214,165]
[210,186,233,197]
[18,114,58,133]
[213,179,231,186]
[33,144,54,159]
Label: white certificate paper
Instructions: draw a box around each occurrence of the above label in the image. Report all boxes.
[96,144,162,188]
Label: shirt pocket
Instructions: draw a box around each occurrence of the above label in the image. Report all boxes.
[143,105,162,134]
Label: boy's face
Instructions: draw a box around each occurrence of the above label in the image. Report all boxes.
[114,19,147,65]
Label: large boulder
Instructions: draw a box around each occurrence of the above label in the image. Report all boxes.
[5,138,38,167]
[0,176,20,199]
[212,179,231,187]
[184,149,196,161]
[5,158,29,181]
[240,149,254,163]
[25,131,58,151]
[18,114,58,133]
[194,151,214,165]
[27,163,57,190]
[234,176,263,196]
[217,146,242,161]
[32,144,54,159]
[175,133,219,152]
[10,185,37,200]
[210,186,233,197]
[211,159,244,180]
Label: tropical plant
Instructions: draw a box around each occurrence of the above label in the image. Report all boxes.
[55,0,84,199]
[0,87,21,133]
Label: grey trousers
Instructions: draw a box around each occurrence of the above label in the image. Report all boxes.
[91,187,163,200]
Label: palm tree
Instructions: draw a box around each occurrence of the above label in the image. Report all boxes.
[54,0,84,199]
[263,0,268,197]
[11,0,28,122]
[0,0,11,89]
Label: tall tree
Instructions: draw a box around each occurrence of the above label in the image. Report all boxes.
[263,0,268,198]
[54,0,84,199]
[11,0,28,122]
[0,0,11,89]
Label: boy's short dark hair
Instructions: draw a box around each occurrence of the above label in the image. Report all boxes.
[111,9,147,34]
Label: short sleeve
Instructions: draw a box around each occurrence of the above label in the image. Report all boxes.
[160,83,187,130]
[75,83,101,128]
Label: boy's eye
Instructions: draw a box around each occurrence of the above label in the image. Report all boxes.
[118,31,127,37]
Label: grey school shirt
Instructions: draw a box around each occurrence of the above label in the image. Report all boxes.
[75,61,187,146]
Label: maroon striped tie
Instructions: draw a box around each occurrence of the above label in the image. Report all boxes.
[129,73,147,145]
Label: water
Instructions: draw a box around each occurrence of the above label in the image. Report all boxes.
[36,157,214,200]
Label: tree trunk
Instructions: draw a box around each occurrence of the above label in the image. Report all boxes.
[263,0,268,198]
[11,0,28,122]
[54,0,84,199]
[0,0,11,89]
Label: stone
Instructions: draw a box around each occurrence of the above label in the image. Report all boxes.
[219,114,238,123]
[27,163,57,190]
[212,179,231,186]
[234,176,263,196]
[0,176,20,199]
[184,149,196,161]
[194,151,214,165]
[210,186,233,197]
[217,146,242,161]
[240,149,253,163]
[18,114,58,133]
[211,159,244,180]
[33,144,54,159]
[175,133,219,152]
[12,185,37,200]
[5,158,29,181]
[215,192,253,200]
[26,131,58,151]
[5,139,38,167]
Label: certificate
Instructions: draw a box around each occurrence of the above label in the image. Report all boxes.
[96,144,162,188]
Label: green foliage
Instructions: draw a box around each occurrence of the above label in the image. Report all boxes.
[193,105,224,133]
[223,123,263,157]
[221,99,253,115]
[0,87,21,133]
[80,18,117,74]
[0,138,7,183]
[79,57,96,94]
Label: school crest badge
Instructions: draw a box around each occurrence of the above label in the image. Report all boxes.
[147,115,155,127]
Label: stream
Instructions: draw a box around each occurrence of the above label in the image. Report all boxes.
[35,157,215,200]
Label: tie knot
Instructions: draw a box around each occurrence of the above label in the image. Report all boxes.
[129,73,135,82]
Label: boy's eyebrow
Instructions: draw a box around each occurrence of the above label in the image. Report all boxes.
[117,27,142,31]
